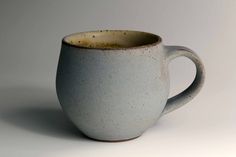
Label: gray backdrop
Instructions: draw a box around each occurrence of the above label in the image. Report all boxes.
[0,0,235,157]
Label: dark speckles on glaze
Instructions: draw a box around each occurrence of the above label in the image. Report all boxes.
[63,30,162,50]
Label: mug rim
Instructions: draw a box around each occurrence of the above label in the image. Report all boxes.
[62,30,162,50]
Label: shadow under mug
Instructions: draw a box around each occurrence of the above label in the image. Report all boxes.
[56,30,205,142]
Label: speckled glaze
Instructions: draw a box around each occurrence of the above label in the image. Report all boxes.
[56,30,205,141]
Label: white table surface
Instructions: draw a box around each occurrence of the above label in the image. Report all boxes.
[0,79,235,157]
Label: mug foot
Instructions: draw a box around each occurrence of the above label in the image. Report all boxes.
[81,133,141,142]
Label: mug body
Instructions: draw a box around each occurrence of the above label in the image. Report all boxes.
[56,30,169,141]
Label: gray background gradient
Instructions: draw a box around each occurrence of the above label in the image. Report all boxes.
[0,0,235,157]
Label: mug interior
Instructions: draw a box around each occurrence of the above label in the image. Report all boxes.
[63,30,161,49]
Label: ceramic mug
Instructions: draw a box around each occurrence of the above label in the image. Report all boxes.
[56,30,205,141]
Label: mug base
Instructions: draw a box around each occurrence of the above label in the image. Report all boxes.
[82,133,141,142]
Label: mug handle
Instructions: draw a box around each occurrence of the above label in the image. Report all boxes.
[162,45,205,115]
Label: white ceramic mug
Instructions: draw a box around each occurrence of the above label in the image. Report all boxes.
[56,30,205,141]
